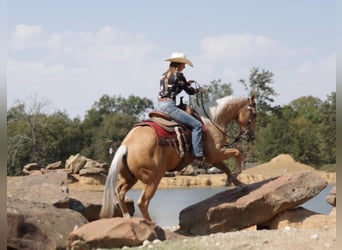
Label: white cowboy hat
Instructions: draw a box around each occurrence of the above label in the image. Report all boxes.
[164,52,193,67]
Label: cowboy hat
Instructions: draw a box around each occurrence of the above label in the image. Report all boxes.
[164,52,193,67]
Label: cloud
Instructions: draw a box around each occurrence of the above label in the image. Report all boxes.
[9,24,155,65]
[46,26,155,64]
[7,25,335,118]
[9,24,44,50]
[200,33,308,61]
[8,59,65,78]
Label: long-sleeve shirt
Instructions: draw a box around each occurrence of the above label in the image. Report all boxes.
[158,71,197,100]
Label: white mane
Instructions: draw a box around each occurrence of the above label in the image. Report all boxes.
[196,96,247,124]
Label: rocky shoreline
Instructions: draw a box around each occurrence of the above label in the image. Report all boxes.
[7,154,336,249]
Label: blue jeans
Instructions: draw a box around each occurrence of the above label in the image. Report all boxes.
[157,100,203,157]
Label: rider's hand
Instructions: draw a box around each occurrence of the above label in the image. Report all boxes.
[187,80,195,85]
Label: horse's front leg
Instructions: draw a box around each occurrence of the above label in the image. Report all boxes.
[220,147,243,175]
[213,162,246,187]
[212,147,245,187]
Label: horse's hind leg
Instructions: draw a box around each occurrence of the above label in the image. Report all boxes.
[117,178,137,218]
[137,180,160,222]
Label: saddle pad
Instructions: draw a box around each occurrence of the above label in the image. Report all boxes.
[134,120,178,145]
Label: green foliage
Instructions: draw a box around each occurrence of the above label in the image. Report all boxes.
[7,71,336,176]
[81,94,153,160]
[86,113,137,163]
[7,102,83,175]
[318,92,336,164]
[190,79,233,107]
[255,94,336,166]
[7,94,154,176]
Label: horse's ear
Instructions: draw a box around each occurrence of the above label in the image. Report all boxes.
[250,94,255,102]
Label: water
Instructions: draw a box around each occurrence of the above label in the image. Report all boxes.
[127,184,334,227]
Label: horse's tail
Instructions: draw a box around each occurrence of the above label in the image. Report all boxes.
[99,145,127,218]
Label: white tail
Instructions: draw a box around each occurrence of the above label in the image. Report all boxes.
[99,145,127,218]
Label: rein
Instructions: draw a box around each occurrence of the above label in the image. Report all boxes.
[192,81,244,147]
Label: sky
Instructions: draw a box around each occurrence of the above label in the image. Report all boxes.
[7,0,336,119]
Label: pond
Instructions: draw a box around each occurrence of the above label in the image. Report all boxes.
[126,184,334,227]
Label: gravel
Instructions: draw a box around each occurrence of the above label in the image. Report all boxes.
[122,227,336,250]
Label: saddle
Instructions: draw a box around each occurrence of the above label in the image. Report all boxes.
[134,104,205,157]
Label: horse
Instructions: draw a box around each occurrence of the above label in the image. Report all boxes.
[100,94,257,222]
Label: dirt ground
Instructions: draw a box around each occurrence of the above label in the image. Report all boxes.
[127,227,336,250]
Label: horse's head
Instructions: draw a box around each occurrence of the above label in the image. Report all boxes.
[236,95,257,142]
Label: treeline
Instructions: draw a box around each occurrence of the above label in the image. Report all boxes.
[7,68,335,176]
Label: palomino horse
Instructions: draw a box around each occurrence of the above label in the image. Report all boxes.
[100,94,257,222]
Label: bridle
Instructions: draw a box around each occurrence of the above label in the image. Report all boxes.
[222,99,256,147]
[192,83,256,147]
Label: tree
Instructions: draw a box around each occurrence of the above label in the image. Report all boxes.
[190,79,233,107]
[81,94,154,160]
[318,92,336,164]
[91,113,137,162]
[7,97,51,175]
[255,96,327,166]
[90,94,154,119]
[7,97,83,175]
[239,67,278,114]
[254,105,296,162]
[236,67,279,163]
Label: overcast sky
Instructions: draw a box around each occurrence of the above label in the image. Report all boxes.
[7,0,336,119]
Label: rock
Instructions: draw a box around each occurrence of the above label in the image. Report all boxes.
[68,189,135,221]
[257,207,336,230]
[66,217,166,249]
[7,198,88,250]
[46,161,63,170]
[326,186,336,207]
[178,171,327,235]
[75,175,107,185]
[257,207,317,229]
[238,154,317,184]
[178,165,195,176]
[7,171,70,208]
[65,154,87,174]
[79,167,107,176]
[65,154,109,175]
[82,159,102,169]
[22,162,42,175]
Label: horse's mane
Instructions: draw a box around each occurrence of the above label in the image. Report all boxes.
[195,96,247,122]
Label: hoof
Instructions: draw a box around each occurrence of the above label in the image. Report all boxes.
[226,175,234,186]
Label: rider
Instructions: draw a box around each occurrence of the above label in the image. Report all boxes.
[157,52,206,162]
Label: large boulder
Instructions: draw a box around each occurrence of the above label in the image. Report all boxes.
[257,206,336,229]
[7,198,88,250]
[67,217,166,249]
[22,162,42,175]
[326,185,336,207]
[65,154,109,175]
[46,161,63,170]
[7,171,70,208]
[178,171,327,235]
[65,154,88,174]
